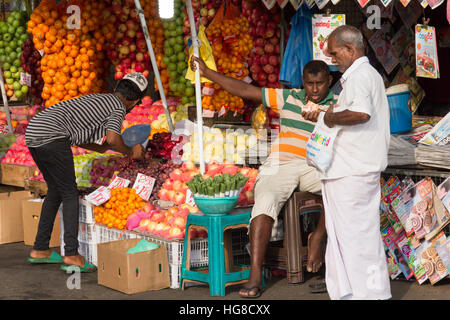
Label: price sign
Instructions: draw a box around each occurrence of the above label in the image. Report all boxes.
[202,108,215,118]
[107,176,131,189]
[132,173,156,201]
[0,123,10,134]
[85,186,111,206]
[20,73,32,87]
[185,189,196,207]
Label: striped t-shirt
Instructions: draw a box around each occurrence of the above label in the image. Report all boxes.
[262,88,338,162]
[25,94,126,148]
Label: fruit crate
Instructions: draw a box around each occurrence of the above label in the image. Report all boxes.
[134,232,209,289]
[0,163,36,187]
[24,179,48,196]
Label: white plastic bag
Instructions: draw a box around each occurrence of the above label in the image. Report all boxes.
[306,112,341,173]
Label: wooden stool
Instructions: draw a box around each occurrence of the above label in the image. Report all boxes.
[265,191,323,284]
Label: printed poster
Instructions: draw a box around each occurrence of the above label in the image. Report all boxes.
[391,26,414,58]
[312,14,346,65]
[368,21,398,74]
[395,0,423,28]
[415,24,440,79]
[304,0,316,9]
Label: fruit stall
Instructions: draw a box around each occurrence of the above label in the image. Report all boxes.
[0,0,448,295]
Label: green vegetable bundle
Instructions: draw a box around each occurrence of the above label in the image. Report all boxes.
[186,173,249,198]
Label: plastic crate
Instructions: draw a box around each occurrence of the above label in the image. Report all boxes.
[134,232,209,289]
[79,199,95,224]
[78,240,98,266]
[96,224,138,243]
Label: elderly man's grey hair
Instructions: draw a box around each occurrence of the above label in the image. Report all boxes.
[328,25,365,53]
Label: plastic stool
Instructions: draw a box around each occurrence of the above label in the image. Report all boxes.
[179,210,252,296]
[265,191,323,284]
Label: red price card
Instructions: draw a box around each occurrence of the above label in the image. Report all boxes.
[132,173,156,201]
[85,186,111,206]
[107,176,131,189]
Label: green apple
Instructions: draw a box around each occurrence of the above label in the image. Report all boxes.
[10,66,18,73]
[14,90,23,99]
[5,78,13,85]
[21,85,28,94]
[13,81,21,91]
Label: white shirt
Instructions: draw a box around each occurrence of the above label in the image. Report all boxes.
[321,56,390,180]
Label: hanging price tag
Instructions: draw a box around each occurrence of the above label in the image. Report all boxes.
[85,186,111,206]
[20,73,32,87]
[107,176,131,189]
[218,106,227,117]
[276,0,290,8]
[185,189,196,207]
[202,108,215,118]
[132,173,156,201]
[290,0,304,10]
[202,86,215,96]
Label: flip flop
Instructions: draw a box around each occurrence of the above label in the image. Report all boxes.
[27,251,64,264]
[239,285,265,299]
[60,261,97,273]
[309,280,327,294]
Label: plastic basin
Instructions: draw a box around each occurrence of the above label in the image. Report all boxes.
[193,196,239,216]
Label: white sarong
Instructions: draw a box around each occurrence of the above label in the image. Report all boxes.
[322,173,392,300]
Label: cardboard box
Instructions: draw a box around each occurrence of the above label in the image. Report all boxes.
[97,239,170,294]
[0,164,37,187]
[22,199,60,248]
[0,191,33,244]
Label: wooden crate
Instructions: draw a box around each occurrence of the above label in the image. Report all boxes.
[24,179,48,196]
[0,164,36,187]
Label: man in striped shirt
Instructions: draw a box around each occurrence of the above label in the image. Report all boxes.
[191,57,337,297]
[26,73,148,272]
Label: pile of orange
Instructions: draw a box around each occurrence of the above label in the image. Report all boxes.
[204,15,252,113]
[143,0,169,93]
[28,0,110,108]
[94,187,145,230]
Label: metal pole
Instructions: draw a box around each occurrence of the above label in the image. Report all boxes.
[186,0,205,174]
[134,0,174,133]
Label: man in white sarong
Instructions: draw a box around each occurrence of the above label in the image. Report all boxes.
[303,25,392,300]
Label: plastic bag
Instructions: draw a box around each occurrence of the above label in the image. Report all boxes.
[122,124,151,147]
[126,240,159,255]
[251,105,269,139]
[279,4,313,88]
[186,25,218,84]
[306,113,341,173]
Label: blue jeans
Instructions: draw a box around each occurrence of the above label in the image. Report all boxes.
[28,138,80,256]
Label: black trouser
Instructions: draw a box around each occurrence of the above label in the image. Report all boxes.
[28,138,80,256]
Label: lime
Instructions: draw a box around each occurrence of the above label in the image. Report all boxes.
[174,43,184,53]
[165,47,174,56]
[167,62,177,71]
[177,51,185,62]
[168,70,178,80]
[181,96,190,104]
[162,56,170,66]
[185,86,195,97]
[169,54,178,63]
[177,61,186,73]
[14,90,23,99]
[168,37,177,46]
[12,81,21,90]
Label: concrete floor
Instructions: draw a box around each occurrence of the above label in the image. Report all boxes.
[1,242,449,300]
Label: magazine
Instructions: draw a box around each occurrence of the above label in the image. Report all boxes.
[381,226,414,279]
[395,0,423,28]
[415,232,448,285]
[435,238,450,274]
[437,177,450,213]
[419,112,450,146]
[383,242,403,280]
[415,24,440,79]
[368,21,399,74]
[312,14,346,65]
[394,232,428,283]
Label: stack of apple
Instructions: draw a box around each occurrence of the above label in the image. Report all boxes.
[242,0,284,88]
[133,203,205,239]
[1,135,36,166]
[123,96,153,129]
[20,37,44,105]
[161,0,196,104]
[104,0,151,80]
[0,11,29,101]
[182,0,221,34]
[0,134,17,160]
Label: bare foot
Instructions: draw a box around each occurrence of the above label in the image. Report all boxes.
[307,232,324,273]
[30,249,52,259]
[62,254,85,267]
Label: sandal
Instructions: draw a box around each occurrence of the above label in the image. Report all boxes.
[60,261,97,273]
[28,251,64,264]
[239,285,265,299]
